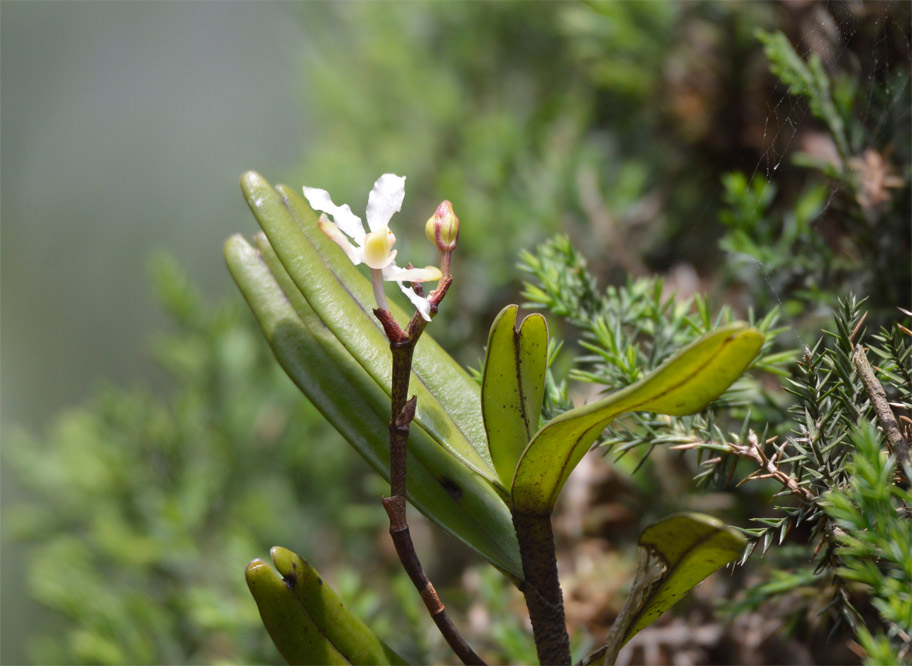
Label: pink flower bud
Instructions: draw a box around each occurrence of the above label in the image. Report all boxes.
[425,200,459,253]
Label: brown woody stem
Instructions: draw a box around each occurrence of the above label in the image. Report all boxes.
[853,344,911,470]
[374,274,484,666]
[512,510,571,665]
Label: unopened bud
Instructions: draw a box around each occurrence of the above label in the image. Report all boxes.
[425,200,459,253]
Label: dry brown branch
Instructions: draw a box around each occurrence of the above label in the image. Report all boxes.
[853,343,911,469]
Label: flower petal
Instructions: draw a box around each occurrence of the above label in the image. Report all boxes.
[318,215,362,265]
[303,186,365,246]
[366,174,406,232]
[382,264,442,283]
[396,282,432,321]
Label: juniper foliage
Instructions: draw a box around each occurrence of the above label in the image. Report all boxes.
[520,235,911,663]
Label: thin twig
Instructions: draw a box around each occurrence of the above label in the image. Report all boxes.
[673,432,846,540]
[673,433,814,501]
[853,344,911,469]
[733,431,816,502]
[374,275,484,666]
[381,407,483,665]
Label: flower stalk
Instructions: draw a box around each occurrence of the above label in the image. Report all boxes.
[374,273,484,666]
[371,268,390,313]
[332,182,481,664]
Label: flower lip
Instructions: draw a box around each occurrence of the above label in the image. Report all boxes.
[363,230,398,270]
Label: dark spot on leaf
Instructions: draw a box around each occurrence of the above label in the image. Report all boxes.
[291,560,298,570]
[283,572,298,588]
[440,476,463,500]
[317,577,323,586]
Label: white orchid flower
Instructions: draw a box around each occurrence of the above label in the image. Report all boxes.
[303,174,442,321]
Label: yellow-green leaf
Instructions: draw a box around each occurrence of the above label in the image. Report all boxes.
[512,323,764,515]
[597,514,747,663]
[246,547,407,665]
[481,305,548,488]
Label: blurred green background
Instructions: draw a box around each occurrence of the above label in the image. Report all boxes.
[1,2,306,428]
[2,1,908,664]
[2,3,307,662]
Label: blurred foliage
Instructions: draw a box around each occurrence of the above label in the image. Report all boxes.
[293,1,909,348]
[5,1,910,664]
[719,171,839,316]
[719,25,910,326]
[707,34,910,662]
[3,254,403,664]
[290,1,793,348]
[757,29,851,160]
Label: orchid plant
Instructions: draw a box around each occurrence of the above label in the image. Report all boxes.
[226,171,763,665]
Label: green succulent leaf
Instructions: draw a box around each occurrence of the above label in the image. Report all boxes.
[512,323,764,515]
[246,547,407,665]
[224,233,523,579]
[482,305,548,488]
[601,514,747,662]
[239,172,499,489]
